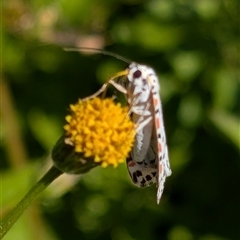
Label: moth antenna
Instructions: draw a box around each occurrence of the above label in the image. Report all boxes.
[64,47,132,64]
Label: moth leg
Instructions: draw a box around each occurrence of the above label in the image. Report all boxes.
[83,82,109,101]
[135,115,153,132]
[102,70,129,98]
[120,103,152,149]
[84,70,128,101]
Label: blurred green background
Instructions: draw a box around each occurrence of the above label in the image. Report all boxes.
[1,0,239,239]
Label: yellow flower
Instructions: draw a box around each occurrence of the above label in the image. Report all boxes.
[64,97,135,167]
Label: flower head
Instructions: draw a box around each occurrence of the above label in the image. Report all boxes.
[64,97,135,168]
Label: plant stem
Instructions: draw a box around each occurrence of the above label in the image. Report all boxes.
[0,165,63,239]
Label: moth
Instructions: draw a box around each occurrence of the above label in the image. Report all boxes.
[65,48,172,203]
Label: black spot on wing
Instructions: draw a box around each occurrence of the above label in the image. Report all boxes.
[146,175,152,181]
[152,172,157,177]
[140,178,146,186]
[150,159,155,164]
[132,172,138,183]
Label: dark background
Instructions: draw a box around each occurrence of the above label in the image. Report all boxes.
[1,0,239,240]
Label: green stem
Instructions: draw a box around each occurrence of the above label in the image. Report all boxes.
[0,165,63,239]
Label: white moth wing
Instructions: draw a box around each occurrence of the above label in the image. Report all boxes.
[149,73,172,204]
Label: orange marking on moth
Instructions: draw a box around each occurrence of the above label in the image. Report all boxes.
[158,142,162,152]
[155,118,161,129]
[153,98,159,107]
[158,163,163,173]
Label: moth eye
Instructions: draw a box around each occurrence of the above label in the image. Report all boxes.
[133,70,142,79]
